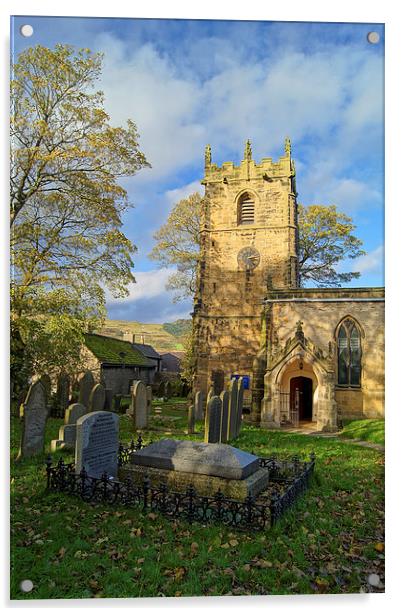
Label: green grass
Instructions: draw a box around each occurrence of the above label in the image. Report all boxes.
[340,419,384,446]
[10,401,384,599]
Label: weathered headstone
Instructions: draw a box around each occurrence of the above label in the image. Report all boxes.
[194,390,204,421]
[227,378,238,441]
[78,371,95,409]
[88,383,106,413]
[206,386,215,406]
[56,372,70,413]
[39,374,51,401]
[204,395,222,444]
[146,386,153,416]
[220,390,229,443]
[75,411,119,479]
[164,381,173,400]
[130,381,147,429]
[235,377,244,437]
[18,381,48,459]
[104,388,113,412]
[187,404,195,435]
[65,402,87,425]
[51,403,88,451]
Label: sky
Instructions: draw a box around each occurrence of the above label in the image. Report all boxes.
[11,16,385,323]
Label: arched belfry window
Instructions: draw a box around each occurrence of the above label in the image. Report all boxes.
[238,193,255,225]
[337,318,361,387]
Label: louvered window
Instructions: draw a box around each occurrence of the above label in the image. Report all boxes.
[337,318,361,387]
[239,193,255,224]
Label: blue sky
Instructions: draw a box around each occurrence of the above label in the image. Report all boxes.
[11,17,385,322]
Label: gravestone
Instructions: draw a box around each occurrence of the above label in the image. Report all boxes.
[65,402,87,425]
[130,381,147,429]
[204,395,222,444]
[114,394,122,412]
[194,390,203,421]
[206,386,215,406]
[220,390,229,443]
[51,403,87,451]
[104,388,113,412]
[78,371,95,409]
[18,380,48,459]
[227,378,238,441]
[88,383,106,413]
[39,374,52,401]
[236,377,244,437]
[56,372,70,413]
[75,411,119,479]
[187,404,195,435]
[164,381,173,400]
[146,386,153,416]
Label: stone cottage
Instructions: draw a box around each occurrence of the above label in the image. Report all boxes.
[82,333,154,396]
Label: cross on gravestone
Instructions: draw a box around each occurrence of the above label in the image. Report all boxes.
[227,378,238,441]
[219,390,229,443]
[18,380,48,459]
[78,371,95,409]
[75,411,119,479]
[204,395,222,443]
[88,383,106,413]
[194,390,204,421]
[130,381,148,429]
[187,404,195,435]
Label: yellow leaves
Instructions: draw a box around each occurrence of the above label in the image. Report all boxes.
[375,542,384,552]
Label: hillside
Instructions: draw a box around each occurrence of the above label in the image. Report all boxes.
[96,318,191,353]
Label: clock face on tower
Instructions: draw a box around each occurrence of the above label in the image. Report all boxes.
[237,246,260,270]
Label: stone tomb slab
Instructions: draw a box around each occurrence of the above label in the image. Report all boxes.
[120,463,269,500]
[129,439,260,480]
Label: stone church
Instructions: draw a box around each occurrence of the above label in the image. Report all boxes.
[192,139,384,431]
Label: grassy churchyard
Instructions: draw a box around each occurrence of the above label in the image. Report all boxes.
[10,398,384,599]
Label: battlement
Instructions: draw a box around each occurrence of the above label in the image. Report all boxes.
[203,139,295,183]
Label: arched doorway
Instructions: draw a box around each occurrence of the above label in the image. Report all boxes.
[290,376,313,423]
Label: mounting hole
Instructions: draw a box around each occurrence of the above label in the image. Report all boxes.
[367,31,380,44]
[20,24,34,37]
[20,579,34,593]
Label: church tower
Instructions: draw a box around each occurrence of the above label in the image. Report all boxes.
[192,139,299,402]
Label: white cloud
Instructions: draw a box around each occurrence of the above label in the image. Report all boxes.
[164,180,203,206]
[353,246,384,276]
[105,268,175,304]
[93,32,383,193]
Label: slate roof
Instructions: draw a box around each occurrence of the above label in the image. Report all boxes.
[84,333,152,367]
[132,343,161,360]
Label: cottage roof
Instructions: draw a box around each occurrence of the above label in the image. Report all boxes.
[84,333,152,367]
[132,342,161,360]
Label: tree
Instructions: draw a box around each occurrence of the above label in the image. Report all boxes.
[298,204,365,287]
[10,44,150,383]
[149,192,202,301]
[150,195,365,297]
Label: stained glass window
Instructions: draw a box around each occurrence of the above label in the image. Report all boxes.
[337,319,361,386]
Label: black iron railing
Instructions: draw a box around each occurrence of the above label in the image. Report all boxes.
[45,438,315,531]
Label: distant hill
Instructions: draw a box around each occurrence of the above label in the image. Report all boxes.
[97,318,191,353]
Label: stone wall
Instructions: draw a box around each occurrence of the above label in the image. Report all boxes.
[264,287,385,420]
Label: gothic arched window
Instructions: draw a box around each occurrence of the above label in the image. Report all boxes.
[238,193,255,225]
[337,318,361,387]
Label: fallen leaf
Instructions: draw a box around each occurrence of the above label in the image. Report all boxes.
[375,542,384,553]
[229,539,238,547]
